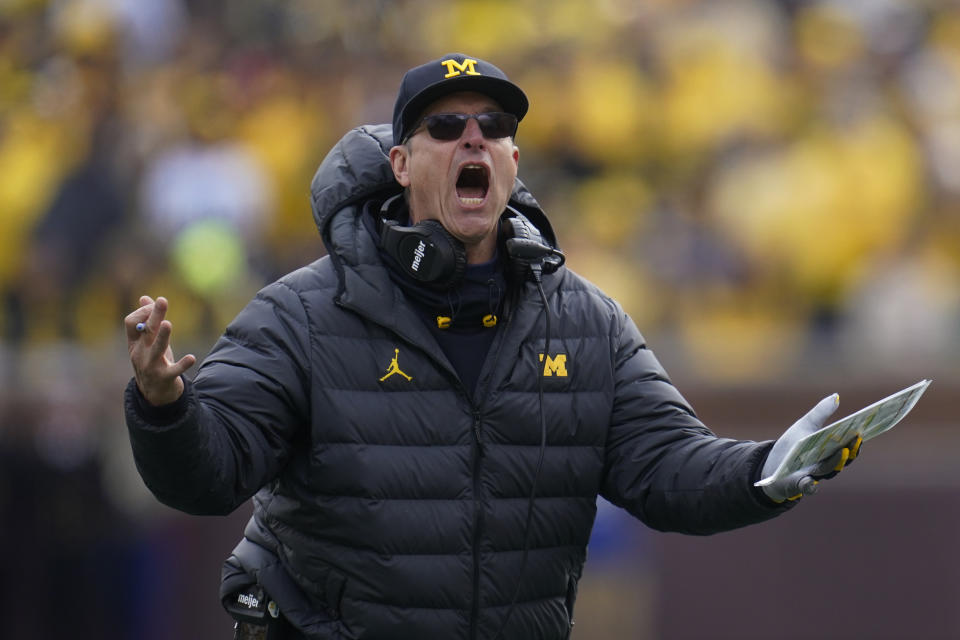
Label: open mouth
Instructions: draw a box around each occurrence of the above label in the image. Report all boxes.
[456,164,489,206]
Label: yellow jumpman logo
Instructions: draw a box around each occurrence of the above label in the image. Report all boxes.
[379,348,413,382]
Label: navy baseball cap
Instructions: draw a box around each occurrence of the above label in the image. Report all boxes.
[392,53,529,145]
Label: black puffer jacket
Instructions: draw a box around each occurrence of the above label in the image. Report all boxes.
[125,124,785,640]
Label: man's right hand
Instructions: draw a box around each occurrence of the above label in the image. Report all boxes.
[125,295,196,406]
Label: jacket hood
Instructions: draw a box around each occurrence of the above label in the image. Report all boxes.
[308,123,558,253]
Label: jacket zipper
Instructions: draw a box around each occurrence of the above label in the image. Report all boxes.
[470,407,484,640]
[468,293,515,640]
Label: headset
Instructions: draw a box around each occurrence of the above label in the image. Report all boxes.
[378,193,564,288]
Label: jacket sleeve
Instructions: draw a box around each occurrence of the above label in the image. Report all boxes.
[124,280,311,516]
[599,306,791,535]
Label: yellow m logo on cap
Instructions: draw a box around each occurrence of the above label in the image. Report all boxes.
[442,58,480,78]
[539,353,568,377]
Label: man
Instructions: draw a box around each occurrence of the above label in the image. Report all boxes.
[124,54,860,640]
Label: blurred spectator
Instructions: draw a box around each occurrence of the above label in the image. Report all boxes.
[12,85,127,343]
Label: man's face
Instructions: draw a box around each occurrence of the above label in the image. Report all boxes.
[390,91,520,263]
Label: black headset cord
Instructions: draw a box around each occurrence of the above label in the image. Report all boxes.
[491,261,550,640]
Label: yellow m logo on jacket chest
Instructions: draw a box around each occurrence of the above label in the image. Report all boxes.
[539,353,568,377]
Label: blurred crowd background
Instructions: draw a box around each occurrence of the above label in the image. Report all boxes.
[2,0,959,638]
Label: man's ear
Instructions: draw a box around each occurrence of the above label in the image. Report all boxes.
[389,145,411,187]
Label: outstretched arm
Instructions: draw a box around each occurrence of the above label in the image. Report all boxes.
[124,284,311,515]
[601,308,787,535]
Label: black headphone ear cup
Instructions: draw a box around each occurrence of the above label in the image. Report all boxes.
[415,220,466,288]
[379,214,466,288]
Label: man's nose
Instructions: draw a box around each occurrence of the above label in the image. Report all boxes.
[461,117,485,149]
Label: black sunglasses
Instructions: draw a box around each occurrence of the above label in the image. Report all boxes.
[405,112,518,143]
